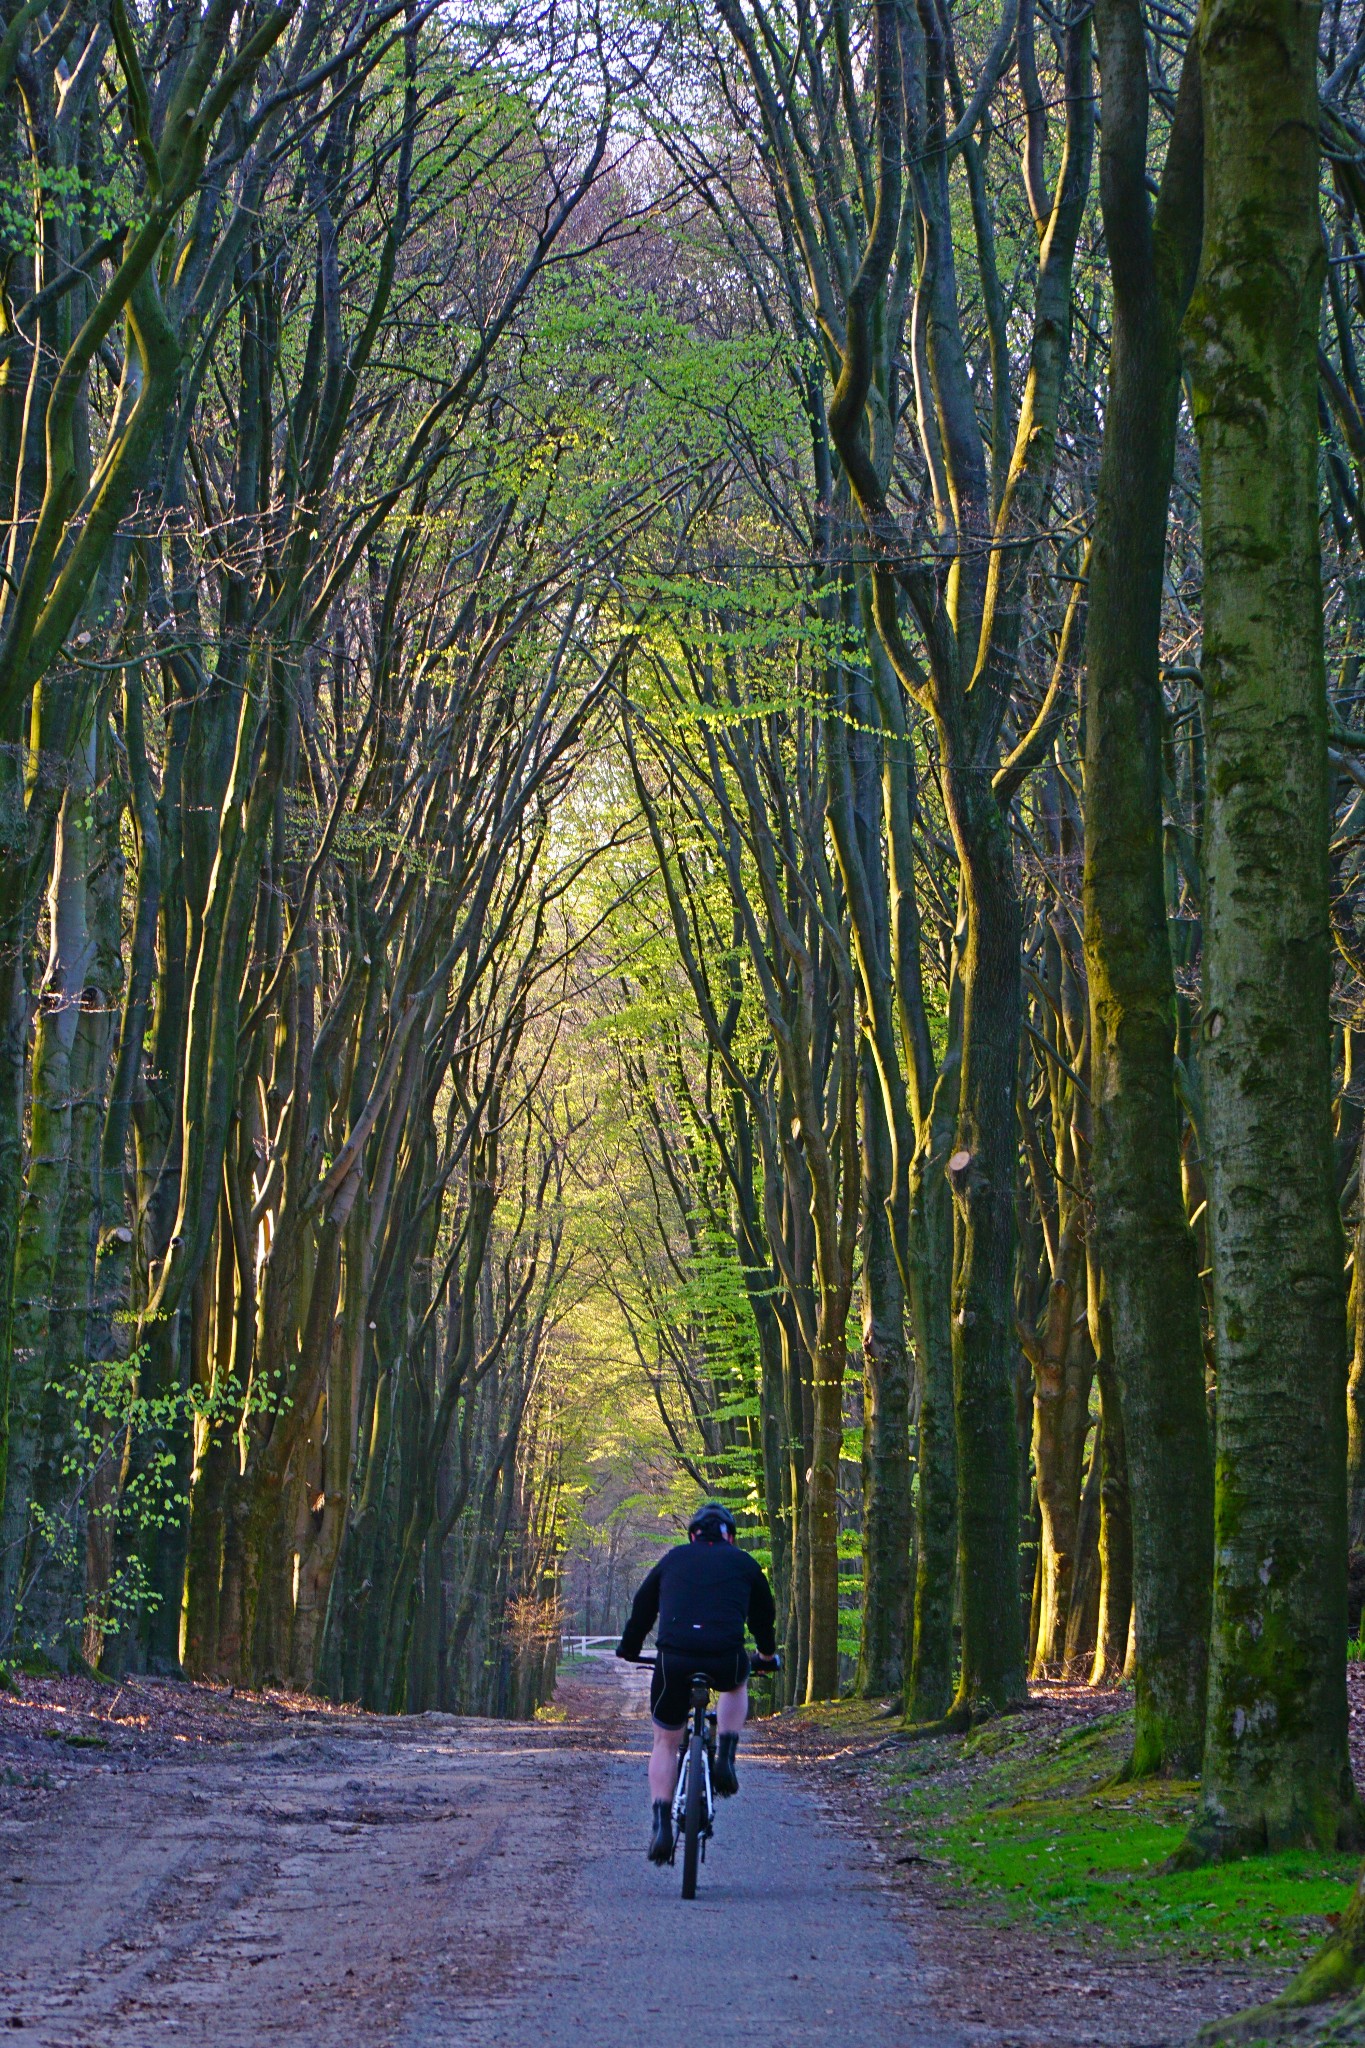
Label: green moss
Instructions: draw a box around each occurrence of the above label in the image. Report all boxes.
[878,1708,1357,1973]
[1308,1987,1365,2042]
[791,1696,884,1732]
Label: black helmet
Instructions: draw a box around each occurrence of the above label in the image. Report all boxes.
[688,1501,737,1542]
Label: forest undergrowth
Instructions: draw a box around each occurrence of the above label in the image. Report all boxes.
[768,1681,1365,2041]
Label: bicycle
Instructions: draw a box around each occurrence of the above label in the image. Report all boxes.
[632,1652,781,1899]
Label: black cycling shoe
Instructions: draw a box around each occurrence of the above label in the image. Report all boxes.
[647,1799,674,1864]
[714,1732,740,1797]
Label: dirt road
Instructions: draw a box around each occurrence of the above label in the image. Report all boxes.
[0,1656,963,2048]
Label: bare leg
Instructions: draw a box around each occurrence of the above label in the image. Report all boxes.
[648,1722,685,1801]
[716,1682,749,1734]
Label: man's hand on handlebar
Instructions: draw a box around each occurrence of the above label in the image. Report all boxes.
[750,1650,781,1672]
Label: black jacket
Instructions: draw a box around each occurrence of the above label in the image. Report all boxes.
[617,1540,777,1660]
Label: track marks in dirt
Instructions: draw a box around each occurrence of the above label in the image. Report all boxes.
[0,1709,602,2047]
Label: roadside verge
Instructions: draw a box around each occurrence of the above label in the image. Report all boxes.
[756,1684,1362,2046]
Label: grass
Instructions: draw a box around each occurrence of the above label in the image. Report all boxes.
[832,1701,1359,1977]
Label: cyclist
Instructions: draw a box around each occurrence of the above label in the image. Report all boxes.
[616,1501,779,1865]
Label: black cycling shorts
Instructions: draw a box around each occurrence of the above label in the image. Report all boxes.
[650,1647,749,1729]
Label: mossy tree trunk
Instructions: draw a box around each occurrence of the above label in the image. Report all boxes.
[1180,0,1361,1856]
[855,1063,914,1698]
[20,720,124,1660]
[864,621,959,1720]
[0,730,94,1633]
[827,625,916,1699]
[1284,1855,1365,2007]
[905,1053,960,1721]
[1082,3,1214,1775]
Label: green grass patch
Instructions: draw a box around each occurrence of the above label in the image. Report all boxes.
[880,1707,1357,1974]
[792,1695,889,1731]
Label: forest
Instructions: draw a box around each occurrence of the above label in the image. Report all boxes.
[5,0,1365,2003]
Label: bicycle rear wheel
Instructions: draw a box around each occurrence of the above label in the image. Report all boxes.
[680,1730,704,1898]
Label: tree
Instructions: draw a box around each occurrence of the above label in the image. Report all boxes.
[1081,3,1213,1774]
[1180,0,1362,1857]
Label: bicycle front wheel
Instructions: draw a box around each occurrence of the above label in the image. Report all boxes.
[680,1731,705,1899]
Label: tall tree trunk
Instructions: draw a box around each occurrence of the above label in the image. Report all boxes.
[183,1216,237,1677]
[906,1117,958,1719]
[0,733,94,1631]
[1030,1217,1091,1676]
[1082,7,1213,1774]
[1064,1414,1104,1678]
[1087,1271,1133,1684]
[806,1281,854,1698]
[1180,0,1360,1856]
[858,1154,913,1696]
[290,1208,366,1689]
[827,646,914,1700]
[781,1299,812,1700]
[865,616,958,1722]
[946,797,1029,1716]
[19,726,123,1659]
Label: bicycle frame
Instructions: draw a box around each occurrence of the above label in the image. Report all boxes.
[670,1676,716,1841]
[671,1671,716,1897]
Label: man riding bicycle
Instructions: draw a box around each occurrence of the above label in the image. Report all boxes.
[616,1501,778,1865]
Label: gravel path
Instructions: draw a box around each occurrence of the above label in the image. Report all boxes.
[0,1656,963,2048]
